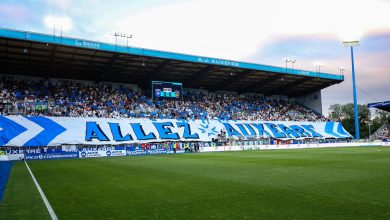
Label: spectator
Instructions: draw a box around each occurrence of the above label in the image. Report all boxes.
[0,78,327,122]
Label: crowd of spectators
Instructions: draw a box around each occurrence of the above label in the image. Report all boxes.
[373,123,390,139]
[0,78,326,122]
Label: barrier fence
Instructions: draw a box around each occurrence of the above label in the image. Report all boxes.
[0,141,388,161]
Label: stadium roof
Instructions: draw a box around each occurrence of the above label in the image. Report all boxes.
[0,27,344,97]
[367,101,390,112]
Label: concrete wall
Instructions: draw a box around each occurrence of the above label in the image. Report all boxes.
[293,90,322,114]
[200,142,387,153]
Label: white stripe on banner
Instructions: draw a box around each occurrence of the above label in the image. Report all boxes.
[6,117,43,146]
[24,160,58,220]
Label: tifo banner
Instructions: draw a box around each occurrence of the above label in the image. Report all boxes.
[0,116,352,147]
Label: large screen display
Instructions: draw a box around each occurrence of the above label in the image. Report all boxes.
[152,81,183,100]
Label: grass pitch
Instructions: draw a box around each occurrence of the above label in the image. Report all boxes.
[1,147,390,219]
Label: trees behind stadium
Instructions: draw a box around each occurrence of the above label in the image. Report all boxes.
[329,104,390,138]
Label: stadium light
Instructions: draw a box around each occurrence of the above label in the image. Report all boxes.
[44,15,72,36]
[284,58,296,71]
[343,40,360,139]
[315,63,323,73]
[114,32,133,47]
[338,67,345,75]
[291,59,296,69]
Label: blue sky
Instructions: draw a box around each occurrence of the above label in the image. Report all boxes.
[0,0,389,114]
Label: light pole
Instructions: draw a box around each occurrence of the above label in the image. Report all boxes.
[316,64,323,73]
[114,32,119,46]
[284,58,296,72]
[114,32,133,47]
[368,123,371,139]
[338,67,345,75]
[343,40,360,139]
[126,34,133,48]
[284,58,288,72]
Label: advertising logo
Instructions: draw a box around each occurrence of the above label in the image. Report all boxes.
[155,89,161,97]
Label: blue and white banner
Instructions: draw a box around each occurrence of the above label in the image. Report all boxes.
[0,116,352,147]
[24,152,79,160]
[126,146,147,155]
[79,146,126,158]
[125,146,171,156]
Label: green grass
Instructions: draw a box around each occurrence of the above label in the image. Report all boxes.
[0,162,50,220]
[1,147,390,219]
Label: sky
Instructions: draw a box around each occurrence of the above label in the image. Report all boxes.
[0,0,389,114]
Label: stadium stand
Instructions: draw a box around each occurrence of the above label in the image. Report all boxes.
[368,101,390,141]
[370,122,390,140]
[0,27,357,156]
[0,77,326,122]
[375,123,390,139]
[368,101,390,112]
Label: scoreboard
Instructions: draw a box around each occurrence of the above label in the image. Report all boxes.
[152,81,183,100]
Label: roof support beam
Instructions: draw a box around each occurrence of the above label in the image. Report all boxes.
[100,53,119,81]
[47,44,58,78]
[186,65,215,88]
[238,74,281,94]
[260,76,322,97]
[287,77,314,90]
[0,43,113,61]
[147,59,171,81]
[210,69,253,91]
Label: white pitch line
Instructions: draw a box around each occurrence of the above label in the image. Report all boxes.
[24,160,58,220]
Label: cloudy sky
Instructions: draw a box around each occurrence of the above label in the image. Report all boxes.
[0,0,389,114]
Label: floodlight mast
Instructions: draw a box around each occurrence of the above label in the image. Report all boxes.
[343,40,360,139]
[338,67,345,75]
[284,58,296,72]
[315,64,323,73]
[114,32,133,47]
